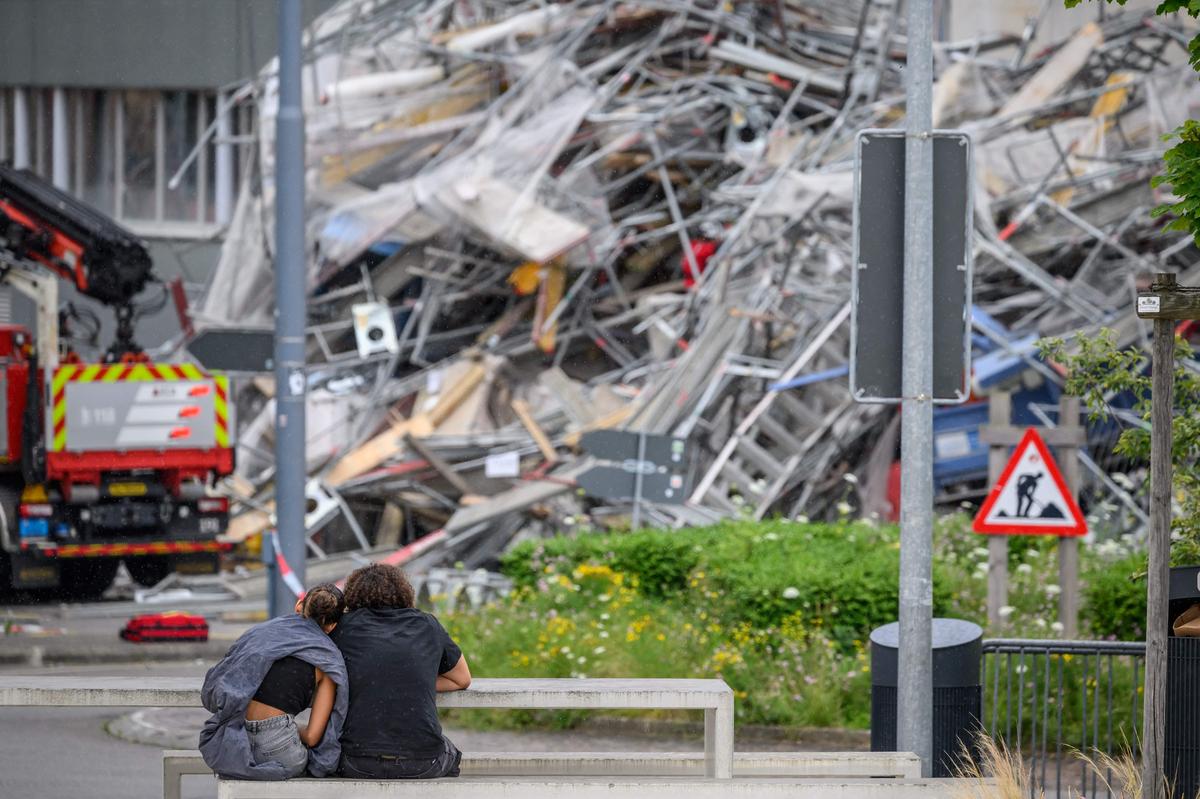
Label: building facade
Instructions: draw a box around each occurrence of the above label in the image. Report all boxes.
[0,0,334,347]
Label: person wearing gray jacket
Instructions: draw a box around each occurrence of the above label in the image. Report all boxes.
[199,586,349,780]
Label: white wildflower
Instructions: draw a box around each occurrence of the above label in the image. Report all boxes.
[1034,618,1047,629]
[972,547,989,559]
[577,656,587,664]
[782,586,801,600]
[1045,584,1062,597]
[593,646,606,655]
[836,501,852,516]
[1017,563,1033,574]
[1051,621,1065,633]
[998,605,1015,619]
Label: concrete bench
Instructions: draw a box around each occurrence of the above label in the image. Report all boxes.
[1,676,733,778]
[215,776,973,799]
[164,748,921,794]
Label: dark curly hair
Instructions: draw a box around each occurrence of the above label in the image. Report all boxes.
[343,563,415,610]
[301,583,346,628]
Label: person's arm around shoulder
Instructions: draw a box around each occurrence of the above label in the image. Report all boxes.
[436,654,471,692]
[297,667,337,747]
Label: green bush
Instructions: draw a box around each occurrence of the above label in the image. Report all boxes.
[1084,553,1147,640]
[449,516,1155,733]
[503,520,957,649]
[502,529,700,598]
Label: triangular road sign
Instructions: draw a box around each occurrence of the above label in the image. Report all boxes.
[973,428,1087,537]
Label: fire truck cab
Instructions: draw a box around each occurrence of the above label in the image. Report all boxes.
[0,164,236,597]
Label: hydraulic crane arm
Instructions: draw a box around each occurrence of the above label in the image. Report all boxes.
[0,163,156,359]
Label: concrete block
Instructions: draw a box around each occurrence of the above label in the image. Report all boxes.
[217,776,981,799]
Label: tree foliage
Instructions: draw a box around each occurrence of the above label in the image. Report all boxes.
[1064,0,1200,243]
[1039,330,1200,564]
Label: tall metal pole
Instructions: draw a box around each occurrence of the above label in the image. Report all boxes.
[271,0,307,618]
[898,0,935,776]
[1143,272,1175,799]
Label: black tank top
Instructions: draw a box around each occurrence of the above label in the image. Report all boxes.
[252,656,316,715]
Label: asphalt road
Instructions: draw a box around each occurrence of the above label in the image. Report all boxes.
[0,661,216,799]
[0,706,217,799]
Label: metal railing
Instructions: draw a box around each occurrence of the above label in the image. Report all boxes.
[982,638,1145,799]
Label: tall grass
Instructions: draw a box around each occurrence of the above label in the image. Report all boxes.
[953,732,1166,799]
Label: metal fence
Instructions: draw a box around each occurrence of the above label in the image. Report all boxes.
[982,638,1146,799]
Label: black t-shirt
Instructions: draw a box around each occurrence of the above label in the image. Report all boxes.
[331,607,462,758]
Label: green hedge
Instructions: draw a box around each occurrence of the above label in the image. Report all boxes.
[1083,553,1147,640]
[503,520,955,648]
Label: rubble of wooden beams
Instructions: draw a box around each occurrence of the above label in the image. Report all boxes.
[190,0,1197,566]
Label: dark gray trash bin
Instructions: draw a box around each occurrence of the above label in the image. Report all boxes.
[1167,565,1200,799]
[870,618,983,777]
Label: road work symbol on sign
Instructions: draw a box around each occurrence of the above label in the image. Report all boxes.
[973,427,1087,537]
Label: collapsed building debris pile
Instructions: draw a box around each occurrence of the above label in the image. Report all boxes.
[190,0,1200,570]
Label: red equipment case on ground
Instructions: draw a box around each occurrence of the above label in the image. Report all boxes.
[120,612,209,643]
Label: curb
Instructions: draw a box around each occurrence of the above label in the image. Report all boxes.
[0,639,229,666]
[107,706,209,749]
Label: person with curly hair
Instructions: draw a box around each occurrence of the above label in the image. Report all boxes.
[332,563,471,779]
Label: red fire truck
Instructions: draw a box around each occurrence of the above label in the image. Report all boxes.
[0,164,235,598]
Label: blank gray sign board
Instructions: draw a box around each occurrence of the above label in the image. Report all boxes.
[851,129,972,404]
[187,328,276,373]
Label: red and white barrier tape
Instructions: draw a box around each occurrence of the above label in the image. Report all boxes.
[271,529,308,598]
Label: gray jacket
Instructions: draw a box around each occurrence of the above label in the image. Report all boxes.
[199,614,348,779]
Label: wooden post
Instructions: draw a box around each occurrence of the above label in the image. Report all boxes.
[986,392,1011,629]
[1143,272,1176,799]
[1056,395,1081,639]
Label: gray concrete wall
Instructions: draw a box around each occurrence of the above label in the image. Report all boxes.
[0,0,336,90]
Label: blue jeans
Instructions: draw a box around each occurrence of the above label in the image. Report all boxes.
[245,715,308,777]
[339,737,462,779]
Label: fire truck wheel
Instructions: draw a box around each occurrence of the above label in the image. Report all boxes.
[58,558,120,599]
[126,556,172,588]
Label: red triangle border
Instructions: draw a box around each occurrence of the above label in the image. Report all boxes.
[972,427,1088,537]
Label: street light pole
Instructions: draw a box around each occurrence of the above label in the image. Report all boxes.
[270,0,307,617]
[897,0,935,776]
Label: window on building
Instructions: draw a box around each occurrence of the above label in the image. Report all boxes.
[1,85,245,235]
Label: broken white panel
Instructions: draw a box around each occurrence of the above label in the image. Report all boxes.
[304,478,340,533]
[351,302,399,359]
[415,83,600,262]
[434,176,591,263]
[485,450,521,478]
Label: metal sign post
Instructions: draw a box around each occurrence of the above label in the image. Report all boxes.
[898,0,935,776]
[271,0,307,617]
